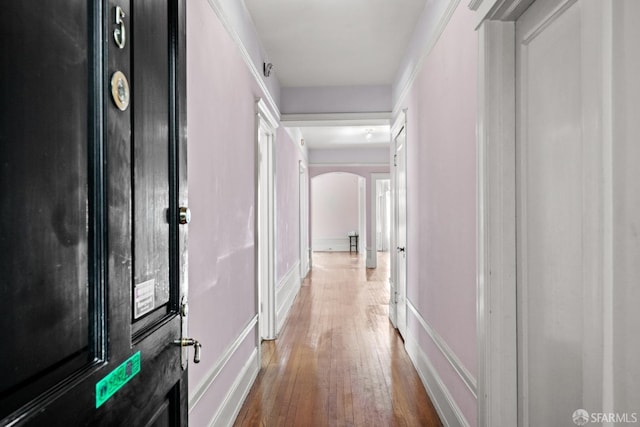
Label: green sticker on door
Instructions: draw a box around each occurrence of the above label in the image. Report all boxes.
[95,351,141,408]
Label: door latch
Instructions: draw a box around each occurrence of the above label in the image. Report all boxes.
[113,6,126,49]
[175,297,201,368]
[173,338,202,364]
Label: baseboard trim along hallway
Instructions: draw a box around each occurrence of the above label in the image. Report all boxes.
[276,261,302,335]
[190,316,259,427]
[405,329,471,427]
[233,252,443,426]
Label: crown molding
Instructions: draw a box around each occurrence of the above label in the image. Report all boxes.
[281,112,391,127]
[205,0,280,120]
[392,0,461,116]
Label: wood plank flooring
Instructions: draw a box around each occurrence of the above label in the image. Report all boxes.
[234,252,442,427]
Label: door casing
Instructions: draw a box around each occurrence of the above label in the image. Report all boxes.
[474,0,621,425]
[391,110,408,337]
[256,99,278,341]
[368,173,390,269]
[299,161,310,281]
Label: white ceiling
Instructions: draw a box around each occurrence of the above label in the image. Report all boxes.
[243,0,428,88]
[301,125,390,149]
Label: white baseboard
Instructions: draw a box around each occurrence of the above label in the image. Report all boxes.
[366,247,375,268]
[276,261,301,334]
[408,303,477,397]
[208,348,259,427]
[404,306,472,427]
[300,253,310,282]
[189,316,259,427]
[388,278,397,327]
[312,238,351,252]
[300,262,310,282]
[405,336,470,427]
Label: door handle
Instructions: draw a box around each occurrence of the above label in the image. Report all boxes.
[397,247,405,252]
[175,297,200,368]
[174,338,202,363]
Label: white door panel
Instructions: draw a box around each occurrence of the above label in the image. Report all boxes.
[477,0,640,424]
[516,0,620,424]
[612,1,640,415]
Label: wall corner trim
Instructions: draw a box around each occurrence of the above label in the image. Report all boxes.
[392,0,461,115]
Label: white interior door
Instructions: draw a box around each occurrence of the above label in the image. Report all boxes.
[394,127,407,338]
[515,0,623,424]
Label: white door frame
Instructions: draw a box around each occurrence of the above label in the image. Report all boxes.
[368,173,390,269]
[256,98,278,341]
[358,176,366,256]
[472,0,615,425]
[474,15,518,426]
[390,110,407,334]
[298,160,309,281]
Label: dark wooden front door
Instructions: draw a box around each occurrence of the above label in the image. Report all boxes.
[1,0,188,425]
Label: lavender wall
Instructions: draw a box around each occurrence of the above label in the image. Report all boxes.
[311,173,360,247]
[185,0,476,424]
[281,85,392,114]
[310,165,390,257]
[309,147,389,165]
[186,0,279,424]
[212,0,281,107]
[397,2,478,425]
[275,128,305,282]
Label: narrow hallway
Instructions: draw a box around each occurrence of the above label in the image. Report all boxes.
[234,253,442,426]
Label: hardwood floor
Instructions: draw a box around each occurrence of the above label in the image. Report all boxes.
[234,252,442,427]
